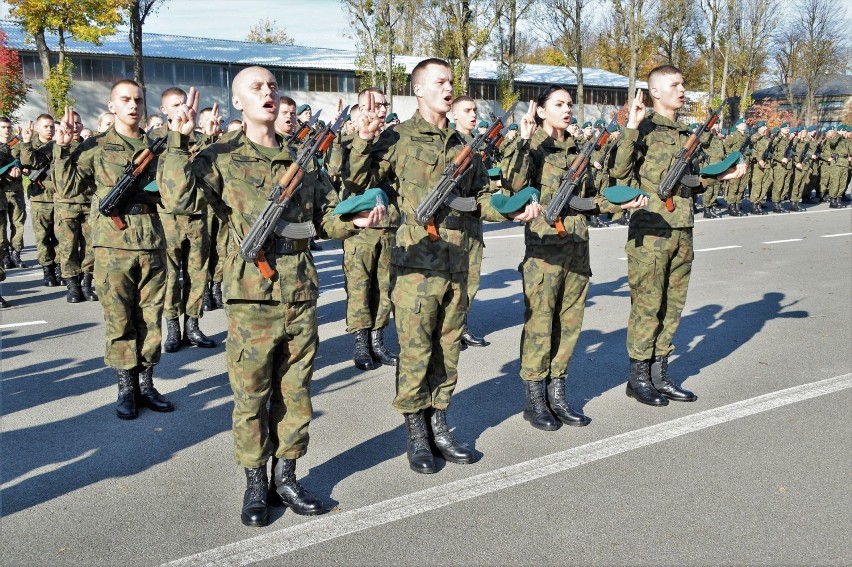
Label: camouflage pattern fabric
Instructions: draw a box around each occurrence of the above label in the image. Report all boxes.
[19,137,57,203]
[55,203,94,277]
[771,159,793,204]
[94,247,166,369]
[160,212,210,319]
[700,131,726,208]
[825,137,850,199]
[343,227,395,332]
[5,188,27,252]
[466,221,483,307]
[206,208,231,284]
[749,133,772,204]
[30,201,57,267]
[723,130,749,205]
[0,186,7,257]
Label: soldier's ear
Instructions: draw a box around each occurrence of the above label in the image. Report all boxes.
[413,83,423,98]
[107,100,116,114]
[232,95,243,111]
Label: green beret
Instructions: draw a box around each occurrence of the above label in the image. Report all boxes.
[700,151,741,177]
[734,118,745,126]
[772,127,780,134]
[0,158,20,176]
[569,117,577,125]
[385,112,398,124]
[607,122,620,133]
[507,123,519,131]
[756,121,767,128]
[780,122,790,128]
[317,120,326,129]
[296,104,311,115]
[594,119,605,127]
[332,188,388,216]
[602,185,649,204]
[582,121,592,128]
[142,180,159,193]
[487,167,501,178]
[688,123,700,129]
[490,187,540,214]
[344,113,351,122]
[478,120,489,128]
[807,125,817,132]
[826,124,837,131]
[448,122,455,129]
[721,128,729,136]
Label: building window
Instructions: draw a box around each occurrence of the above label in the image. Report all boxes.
[144,60,173,83]
[470,80,497,101]
[20,54,43,80]
[275,70,307,92]
[338,73,356,93]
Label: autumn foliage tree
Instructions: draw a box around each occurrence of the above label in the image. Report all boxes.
[0,30,30,121]
[745,99,800,129]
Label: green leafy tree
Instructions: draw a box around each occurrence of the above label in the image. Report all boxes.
[0,30,30,120]
[246,17,296,45]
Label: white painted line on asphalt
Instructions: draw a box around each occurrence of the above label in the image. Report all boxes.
[762,239,803,244]
[820,232,852,238]
[0,320,47,330]
[695,245,741,252]
[163,373,852,567]
[484,233,524,240]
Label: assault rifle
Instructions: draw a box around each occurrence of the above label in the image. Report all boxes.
[591,137,616,184]
[27,163,49,185]
[797,140,811,163]
[0,135,21,156]
[657,99,727,212]
[414,103,516,242]
[543,113,619,235]
[239,106,350,279]
[762,130,779,162]
[480,121,510,162]
[98,136,167,230]
[288,110,321,145]
[782,135,796,159]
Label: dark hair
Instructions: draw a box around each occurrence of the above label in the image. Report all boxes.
[280,96,297,108]
[452,95,474,107]
[411,58,451,88]
[160,87,187,102]
[534,85,571,126]
[647,65,682,85]
[0,116,11,125]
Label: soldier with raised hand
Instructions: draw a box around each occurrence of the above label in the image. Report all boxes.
[157,65,384,527]
[348,58,540,474]
[0,117,27,269]
[52,82,174,420]
[19,114,61,286]
[149,87,216,352]
[610,66,745,407]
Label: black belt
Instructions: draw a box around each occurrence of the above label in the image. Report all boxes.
[123,203,158,215]
[272,238,309,255]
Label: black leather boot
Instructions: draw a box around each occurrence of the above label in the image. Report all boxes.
[353,329,380,370]
[370,327,398,366]
[625,358,668,406]
[546,377,591,427]
[404,411,437,473]
[461,324,488,347]
[54,263,65,285]
[163,318,182,352]
[772,202,787,213]
[429,408,477,464]
[738,203,749,216]
[650,355,697,402]
[241,467,270,527]
[271,458,326,515]
[790,202,802,212]
[212,282,225,309]
[0,294,9,308]
[137,365,175,412]
[522,379,561,431]
[727,204,740,217]
[114,368,138,420]
[65,274,84,303]
[184,315,216,348]
[43,265,58,287]
[3,253,13,269]
[80,273,98,301]
[202,284,215,312]
[10,249,24,268]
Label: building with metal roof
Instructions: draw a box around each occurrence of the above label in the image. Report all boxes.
[752,75,852,126]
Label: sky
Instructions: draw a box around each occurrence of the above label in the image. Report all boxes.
[0,0,356,50]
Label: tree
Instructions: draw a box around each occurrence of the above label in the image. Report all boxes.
[0,30,30,120]
[698,0,723,103]
[493,0,534,110]
[125,0,169,104]
[729,0,778,117]
[7,0,129,114]
[624,0,650,106]
[746,99,798,128]
[649,0,703,86]
[443,0,507,96]
[246,17,295,45]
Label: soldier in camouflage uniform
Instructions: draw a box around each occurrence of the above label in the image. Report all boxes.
[348,58,540,474]
[0,155,11,307]
[610,66,746,407]
[789,127,812,212]
[749,122,772,214]
[158,66,384,527]
[723,118,750,216]
[0,117,27,269]
[770,123,794,213]
[502,86,643,431]
[698,123,726,218]
[149,87,216,352]
[823,125,850,208]
[52,82,175,421]
[19,115,61,286]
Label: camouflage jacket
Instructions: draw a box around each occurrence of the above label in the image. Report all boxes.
[724,130,747,157]
[53,127,166,250]
[825,137,850,167]
[347,110,503,273]
[751,133,771,168]
[609,111,696,230]
[158,129,355,303]
[501,127,590,244]
[792,139,811,169]
[773,136,796,168]
[148,126,212,215]
[19,136,58,202]
[0,139,23,194]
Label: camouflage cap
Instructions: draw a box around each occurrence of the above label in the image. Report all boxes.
[490,187,540,214]
[332,187,388,216]
[602,185,650,204]
[700,151,741,177]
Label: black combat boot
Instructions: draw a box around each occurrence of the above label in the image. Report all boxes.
[625,358,668,406]
[772,202,787,213]
[370,327,398,366]
[522,379,561,431]
[352,329,380,370]
[546,376,591,427]
[837,198,848,208]
[3,253,12,269]
[163,318,182,353]
[54,263,65,285]
[429,408,477,464]
[404,411,437,473]
[790,202,802,212]
[10,249,24,268]
[212,282,225,309]
[461,323,488,347]
[650,356,697,402]
[137,365,174,412]
[65,274,84,303]
[241,466,270,527]
[727,204,740,217]
[80,273,98,301]
[42,264,58,287]
[271,458,326,515]
[114,368,138,420]
[184,315,215,348]
[0,294,10,308]
[202,283,215,312]
[738,203,749,216]
[753,201,767,215]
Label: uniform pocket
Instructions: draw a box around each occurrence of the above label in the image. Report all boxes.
[625,243,656,292]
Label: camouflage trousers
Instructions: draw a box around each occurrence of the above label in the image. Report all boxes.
[161,213,210,319]
[343,227,394,332]
[206,212,230,283]
[725,164,749,204]
[825,165,848,198]
[391,266,467,414]
[94,247,166,369]
[519,242,591,381]
[702,181,721,209]
[55,203,94,277]
[0,199,7,256]
[30,201,57,267]
[750,165,773,204]
[225,299,318,468]
[771,165,792,203]
[466,222,483,308]
[790,167,810,203]
[5,189,26,252]
[625,228,694,361]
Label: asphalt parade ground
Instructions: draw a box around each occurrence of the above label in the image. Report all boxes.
[1,204,851,566]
